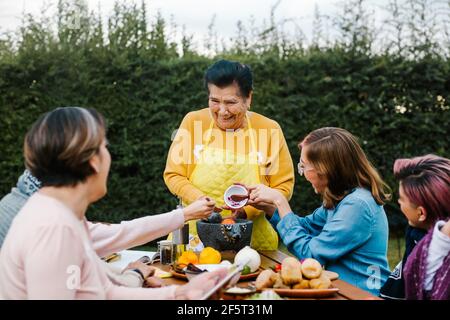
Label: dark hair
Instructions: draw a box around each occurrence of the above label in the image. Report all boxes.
[394,154,450,224]
[204,59,253,98]
[24,107,106,187]
[300,127,391,208]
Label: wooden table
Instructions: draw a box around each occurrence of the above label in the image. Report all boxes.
[154,250,382,300]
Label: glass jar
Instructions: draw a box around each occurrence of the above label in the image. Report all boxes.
[158,240,176,265]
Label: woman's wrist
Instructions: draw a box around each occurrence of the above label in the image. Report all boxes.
[182,208,191,222]
[131,268,146,280]
[263,203,277,217]
[274,194,292,218]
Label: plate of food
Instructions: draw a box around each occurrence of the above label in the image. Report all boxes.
[262,286,340,298]
[171,263,262,281]
[255,257,340,298]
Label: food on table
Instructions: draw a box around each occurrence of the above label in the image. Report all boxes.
[234,246,261,272]
[272,273,290,289]
[221,218,236,225]
[104,252,121,263]
[301,258,323,279]
[226,196,242,207]
[176,250,198,268]
[322,270,339,281]
[255,269,277,290]
[309,274,331,289]
[152,267,173,279]
[199,247,222,264]
[225,286,255,294]
[293,279,311,289]
[207,211,223,223]
[230,194,249,202]
[255,257,333,290]
[281,257,303,285]
[186,263,207,273]
[241,265,251,275]
[184,263,208,280]
[247,290,283,300]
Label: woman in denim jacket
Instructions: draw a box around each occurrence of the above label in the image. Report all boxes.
[246,127,391,296]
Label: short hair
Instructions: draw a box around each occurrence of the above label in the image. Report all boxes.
[24,107,106,187]
[204,59,253,98]
[394,154,450,224]
[300,127,391,209]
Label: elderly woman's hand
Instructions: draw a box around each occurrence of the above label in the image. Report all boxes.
[174,268,228,300]
[183,197,216,221]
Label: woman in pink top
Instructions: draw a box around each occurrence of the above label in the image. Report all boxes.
[0,107,226,299]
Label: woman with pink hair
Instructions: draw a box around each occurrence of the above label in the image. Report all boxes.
[380,154,450,300]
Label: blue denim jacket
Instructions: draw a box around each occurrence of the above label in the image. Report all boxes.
[270,188,390,296]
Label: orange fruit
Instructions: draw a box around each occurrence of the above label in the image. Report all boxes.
[221,218,236,225]
[199,247,222,264]
[177,250,199,269]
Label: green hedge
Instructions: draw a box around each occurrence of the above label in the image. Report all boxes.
[1,50,449,234]
[1,1,449,234]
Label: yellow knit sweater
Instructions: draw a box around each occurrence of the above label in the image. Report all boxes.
[163,108,295,218]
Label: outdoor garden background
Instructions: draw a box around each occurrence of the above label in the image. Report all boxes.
[0,0,449,267]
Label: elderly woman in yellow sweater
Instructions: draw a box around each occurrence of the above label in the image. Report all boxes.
[164,59,294,250]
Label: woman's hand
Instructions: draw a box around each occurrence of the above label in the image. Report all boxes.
[246,199,277,217]
[125,261,155,279]
[174,268,228,300]
[183,197,216,221]
[247,184,283,204]
[247,184,292,218]
[220,205,247,219]
[144,276,165,288]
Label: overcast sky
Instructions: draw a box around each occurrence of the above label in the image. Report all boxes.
[0,0,390,45]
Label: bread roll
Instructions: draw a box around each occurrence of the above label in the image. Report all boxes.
[281,257,302,285]
[272,272,290,289]
[301,258,322,279]
[309,274,331,289]
[293,279,310,289]
[255,269,276,290]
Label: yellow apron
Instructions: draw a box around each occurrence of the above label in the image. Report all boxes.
[186,113,278,250]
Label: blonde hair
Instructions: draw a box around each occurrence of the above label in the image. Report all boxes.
[300,127,391,209]
[24,107,106,187]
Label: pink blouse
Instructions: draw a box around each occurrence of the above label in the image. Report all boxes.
[0,193,184,299]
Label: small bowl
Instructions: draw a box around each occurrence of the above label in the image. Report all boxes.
[224,185,249,209]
